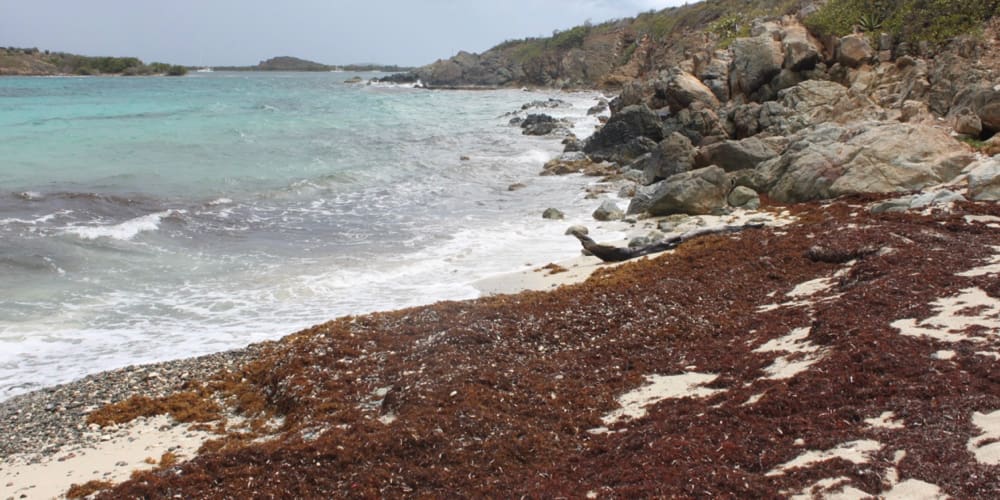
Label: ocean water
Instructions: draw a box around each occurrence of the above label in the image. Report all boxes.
[0,72,620,400]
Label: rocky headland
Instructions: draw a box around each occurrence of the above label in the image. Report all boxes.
[3,0,1000,498]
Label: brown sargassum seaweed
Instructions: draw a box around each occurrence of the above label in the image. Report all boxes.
[96,199,1000,498]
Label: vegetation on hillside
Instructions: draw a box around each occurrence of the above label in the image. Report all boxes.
[0,47,186,76]
[805,0,1000,44]
[472,0,808,79]
[213,56,414,72]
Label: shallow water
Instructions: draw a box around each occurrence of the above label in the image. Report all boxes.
[0,72,619,399]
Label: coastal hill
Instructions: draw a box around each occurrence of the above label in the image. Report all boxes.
[0,50,411,75]
[0,47,187,76]
[214,56,415,72]
[3,0,1000,497]
[385,0,1000,89]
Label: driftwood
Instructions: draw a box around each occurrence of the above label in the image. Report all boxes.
[569,223,764,263]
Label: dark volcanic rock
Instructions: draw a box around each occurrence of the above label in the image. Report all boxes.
[643,132,696,184]
[584,105,665,162]
[520,114,565,136]
[729,35,784,100]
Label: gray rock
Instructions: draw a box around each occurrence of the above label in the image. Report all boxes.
[522,98,567,110]
[870,197,915,214]
[628,231,665,249]
[697,136,778,172]
[628,166,729,216]
[563,136,584,153]
[587,100,609,115]
[837,35,875,68]
[729,35,784,99]
[662,102,727,145]
[971,89,1000,133]
[728,186,761,209]
[644,132,696,184]
[542,208,565,220]
[966,157,1000,201]
[782,24,821,71]
[653,67,721,113]
[564,224,589,236]
[909,190,966,208]
[753,121,975,203]
[954,112,983,137]
[593,200,624,221]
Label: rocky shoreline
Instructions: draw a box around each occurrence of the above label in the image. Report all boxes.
[4,5,1000,499]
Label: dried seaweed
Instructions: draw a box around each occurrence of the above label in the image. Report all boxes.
[92,200,1000,498]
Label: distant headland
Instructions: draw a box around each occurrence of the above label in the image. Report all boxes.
[214,56,415,73]
[0,50,412,76]
[0,47,188,76]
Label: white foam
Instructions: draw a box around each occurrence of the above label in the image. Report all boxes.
[64,210,175,241]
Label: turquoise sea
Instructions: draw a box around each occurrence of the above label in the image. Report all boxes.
[0,72,615,399]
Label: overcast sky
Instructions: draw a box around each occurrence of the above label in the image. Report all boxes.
[1,0,689,67]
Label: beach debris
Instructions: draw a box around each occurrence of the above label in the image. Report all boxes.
[568,222,764,262]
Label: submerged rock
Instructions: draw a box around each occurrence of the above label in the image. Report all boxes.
[521,114,566,136]
[592,200,624,221]
[542,208,565,220]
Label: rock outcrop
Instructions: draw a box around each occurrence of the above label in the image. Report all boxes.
[583,105,664,163]
[752,121,975,203]
[628,166,729,216]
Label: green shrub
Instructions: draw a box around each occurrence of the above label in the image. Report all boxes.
[710,14,751,48]
[165,65,187,76]
[807,0,1000,44]
[550,25,590,49]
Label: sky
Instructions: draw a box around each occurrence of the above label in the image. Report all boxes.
[1,0,689,67]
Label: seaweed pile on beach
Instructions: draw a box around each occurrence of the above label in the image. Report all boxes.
[81,199,1000,498]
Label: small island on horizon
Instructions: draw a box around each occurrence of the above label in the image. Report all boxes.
[0,49,413,76]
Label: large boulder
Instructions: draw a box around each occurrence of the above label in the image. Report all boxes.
[653,67,721,113]
[973,89,1000,134]
[643,132,697,184]
[729,35,784,100]
[781,23,821,71]
[753,122,976,203]
[628,166,729,216]
[663,101,728,145]
[695,51,732,102]
[837,35,875,68]
[966,157,1000,201]
[584,105,665,162]
[697,136,779,172]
